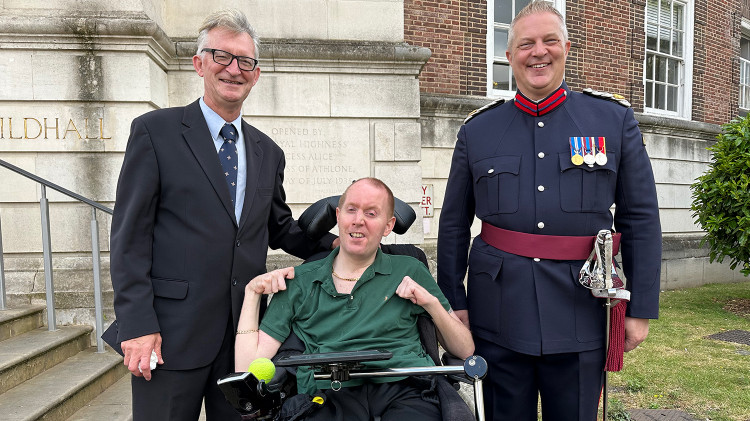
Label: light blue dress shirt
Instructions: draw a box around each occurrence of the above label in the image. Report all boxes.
[199,98,247,223]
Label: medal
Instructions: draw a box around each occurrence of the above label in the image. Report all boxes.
[595,137,607,166]
[583,137,596,166]
[569,137,583,166]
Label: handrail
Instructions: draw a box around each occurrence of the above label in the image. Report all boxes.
[0,158,111,352]
[0,159,113,215]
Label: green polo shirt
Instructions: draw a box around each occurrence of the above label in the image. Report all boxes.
[259,247,452,395]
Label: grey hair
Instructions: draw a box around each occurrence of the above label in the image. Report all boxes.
[507,0,568,51]
[196,9,260,60]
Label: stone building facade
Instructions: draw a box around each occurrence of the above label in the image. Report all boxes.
[0,0,746,327]
[0,0,427,325]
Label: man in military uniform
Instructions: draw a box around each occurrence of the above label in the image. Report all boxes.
[437,1,662,420]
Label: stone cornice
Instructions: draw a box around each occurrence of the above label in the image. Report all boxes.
[0,12,175,69]
[175,38,431,75]
[636,113,721,141]
[259,40,431,75]
[420,93,492,118]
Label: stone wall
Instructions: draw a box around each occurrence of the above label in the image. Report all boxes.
[637,114,748,288]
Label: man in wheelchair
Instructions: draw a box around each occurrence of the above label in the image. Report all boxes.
[234,177,475,421]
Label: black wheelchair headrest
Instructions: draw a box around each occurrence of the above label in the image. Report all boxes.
[298,195,416,240]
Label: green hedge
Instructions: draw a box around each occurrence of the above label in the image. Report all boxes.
[690,115,750,276]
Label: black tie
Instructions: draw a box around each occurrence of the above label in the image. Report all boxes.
[219,123,239,204]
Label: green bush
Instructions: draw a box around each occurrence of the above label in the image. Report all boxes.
[690,115,750,276]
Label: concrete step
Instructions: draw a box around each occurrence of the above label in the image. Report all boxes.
[66,373,131,421]
[0,325,92,394]
[0,347,126,421]
[0,305,46,341]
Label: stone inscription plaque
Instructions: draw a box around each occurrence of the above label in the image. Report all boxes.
[254,118,370,202]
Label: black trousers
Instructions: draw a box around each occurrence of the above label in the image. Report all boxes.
[476,336,605,421]
[130,318,241,421]
[305,380,441,421]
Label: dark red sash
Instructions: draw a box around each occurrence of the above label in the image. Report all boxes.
[480,222,621,260]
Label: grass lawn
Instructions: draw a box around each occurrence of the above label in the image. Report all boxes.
[608,281,750,420]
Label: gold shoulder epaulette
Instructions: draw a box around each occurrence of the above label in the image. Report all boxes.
[581,88,631,108]
[464,98,506,124]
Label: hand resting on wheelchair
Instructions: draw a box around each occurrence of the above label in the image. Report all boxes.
[233,178,474,421]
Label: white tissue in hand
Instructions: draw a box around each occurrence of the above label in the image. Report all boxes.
[138,350,158,373]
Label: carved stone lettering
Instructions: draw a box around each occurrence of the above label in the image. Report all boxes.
[0,117,111,140]
[268,123,368,201]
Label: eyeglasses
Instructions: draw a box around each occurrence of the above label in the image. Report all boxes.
[201,48,259,71]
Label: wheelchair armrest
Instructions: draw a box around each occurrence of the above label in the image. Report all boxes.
[441,354,471,386]
[441,351,465,367]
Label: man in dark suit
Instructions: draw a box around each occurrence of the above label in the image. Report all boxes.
[109,9,334,421]
[437,1,662,420]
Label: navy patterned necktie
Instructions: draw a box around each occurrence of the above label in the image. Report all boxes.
[219,123,239,204]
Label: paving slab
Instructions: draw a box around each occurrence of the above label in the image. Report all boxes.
[66,374,208,421]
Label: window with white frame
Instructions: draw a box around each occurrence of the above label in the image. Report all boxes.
[488,0,565,97]
[740,36,750,112]
[644,0,693,117]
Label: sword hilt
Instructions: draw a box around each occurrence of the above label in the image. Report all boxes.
[596,230,613,289]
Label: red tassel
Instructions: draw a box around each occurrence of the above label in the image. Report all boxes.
[605,301,627,372]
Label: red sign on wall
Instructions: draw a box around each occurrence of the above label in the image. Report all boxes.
[421,184,433,218]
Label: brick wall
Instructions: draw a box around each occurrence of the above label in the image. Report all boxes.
[462,0,488,95]
[693,0,741,124]
[566,0,645,112]
[406,0,744,124]
[404,0,487,95]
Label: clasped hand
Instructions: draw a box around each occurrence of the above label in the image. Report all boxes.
[121,332,164,381]
[246,267,295,295]
[395,276,438,308]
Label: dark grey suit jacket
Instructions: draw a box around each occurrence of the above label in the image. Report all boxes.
[109,99,331,370]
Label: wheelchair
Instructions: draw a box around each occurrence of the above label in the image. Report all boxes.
[218,195,488,421]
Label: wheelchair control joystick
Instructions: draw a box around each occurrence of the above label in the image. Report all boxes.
[216,370,288,419]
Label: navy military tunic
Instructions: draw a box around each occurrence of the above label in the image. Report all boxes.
[437,82,662,357]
